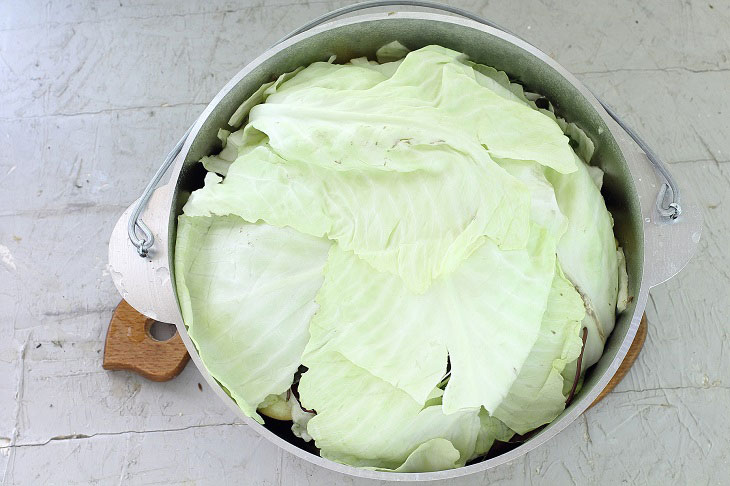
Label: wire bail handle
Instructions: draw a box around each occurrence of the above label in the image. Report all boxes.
[127,126,192,258]
[128,0,682,258]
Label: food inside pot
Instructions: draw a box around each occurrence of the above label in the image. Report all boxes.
[174,42,629,473]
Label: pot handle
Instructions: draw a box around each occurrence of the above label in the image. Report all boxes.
[629,149,703,289]
[127,126,192,258]
[277,0,522,43]
[121,0,700,291]
[109,182,182,324]
[129,1,686,258]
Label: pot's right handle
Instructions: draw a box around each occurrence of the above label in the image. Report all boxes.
[595,93,702,289]
[618,138,703,288]
[636,152,703,289]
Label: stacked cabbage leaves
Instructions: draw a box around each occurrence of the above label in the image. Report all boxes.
[175,43,628,472]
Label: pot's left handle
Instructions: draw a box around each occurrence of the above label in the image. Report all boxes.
[108,182,182,324]
[108,124,193,323]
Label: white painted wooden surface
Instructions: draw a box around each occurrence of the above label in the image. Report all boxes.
[1,0,728,484]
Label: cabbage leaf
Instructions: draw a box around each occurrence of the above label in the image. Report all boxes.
[298,351,481,470]
[304,225,556,412]
[492,265,585,434]
[175,215,330,422]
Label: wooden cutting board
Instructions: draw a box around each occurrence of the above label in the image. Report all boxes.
[102,300,189,381]
[102,299,648,404]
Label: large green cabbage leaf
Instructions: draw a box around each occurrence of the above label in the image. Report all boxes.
[546,156,619,370]
[304,225,557,412]
[298,351,482,470]
[183,138,530,294]
[174,215,330,422]
[261,46,577,174]
[492,264,585,434]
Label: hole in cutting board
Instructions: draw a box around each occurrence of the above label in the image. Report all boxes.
[147,320,177,342]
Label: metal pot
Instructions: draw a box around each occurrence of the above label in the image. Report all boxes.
[108,3,702,481]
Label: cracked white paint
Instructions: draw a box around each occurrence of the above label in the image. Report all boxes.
[0,0,728,484]
[0,245,16,271]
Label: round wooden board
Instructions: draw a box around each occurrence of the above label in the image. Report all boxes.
[590,314,648,407]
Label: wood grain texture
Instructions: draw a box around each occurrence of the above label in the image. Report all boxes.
[102,300,189,381]
[591,314,648,408]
